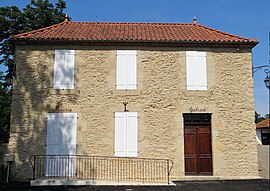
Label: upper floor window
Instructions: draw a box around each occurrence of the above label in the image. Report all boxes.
[116,50,137,90]
[54,50,75,89]
[186,51,207,90]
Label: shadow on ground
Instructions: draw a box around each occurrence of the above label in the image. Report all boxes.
[1,179,269,191]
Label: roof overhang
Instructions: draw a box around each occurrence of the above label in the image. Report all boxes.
[11,39,258,49]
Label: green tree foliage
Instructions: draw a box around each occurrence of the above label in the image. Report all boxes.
[0,72,11,143]
[0,0,69,143]
[255,111,265,124]
[0,0,68,77]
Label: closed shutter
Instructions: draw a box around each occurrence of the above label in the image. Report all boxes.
[115,112,138,157]
[126,51,137,90]
[54,50,75,89]
[46,113,77,177]
[60,113,77,155]
[116,51,127,90]
[46,113,61,156]
[186,51,207,90]
[60,113,77,177]
[115,112,127,157]
[116,50,137,90]
[126,112,138,157]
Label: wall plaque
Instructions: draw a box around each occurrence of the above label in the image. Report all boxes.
[189,107,206,113]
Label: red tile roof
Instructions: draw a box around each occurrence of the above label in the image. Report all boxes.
[256,119,270,128]
[10,21,258,46]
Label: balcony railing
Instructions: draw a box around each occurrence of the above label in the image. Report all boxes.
[29,155,174,184]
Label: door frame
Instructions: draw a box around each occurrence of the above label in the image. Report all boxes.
[183,113,213,176]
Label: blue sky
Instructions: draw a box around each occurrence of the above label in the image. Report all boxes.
[0,0,269,116]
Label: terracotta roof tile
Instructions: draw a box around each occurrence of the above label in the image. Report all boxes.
[10,21,258,45]
[256,119,270,128]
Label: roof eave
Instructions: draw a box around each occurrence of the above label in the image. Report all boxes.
[256,126,270,129]
[11,38,259,49]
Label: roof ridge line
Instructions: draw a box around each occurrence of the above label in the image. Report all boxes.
[71,21,194,25]
[10,21,68,38]
[196,24,258,42]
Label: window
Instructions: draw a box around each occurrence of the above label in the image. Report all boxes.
[46,113,77,176]
[54,50,75,89]
[114,112,138,157]
[186,51,207,90]
[116,50,137,90]
[46,113,77,155]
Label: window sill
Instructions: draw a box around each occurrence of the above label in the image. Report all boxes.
[49,88,78,95]
[183,90,213,97]
[111,89,142,96]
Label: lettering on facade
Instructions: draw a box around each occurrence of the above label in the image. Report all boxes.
[189,107,206,113]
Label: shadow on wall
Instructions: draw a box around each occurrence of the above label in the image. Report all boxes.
[7,46,80,181]
[0,144,8,182]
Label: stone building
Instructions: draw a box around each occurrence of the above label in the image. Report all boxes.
[8,18,259,184]
[256,119,270,145]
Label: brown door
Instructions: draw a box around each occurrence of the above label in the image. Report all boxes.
[184,114,213,175]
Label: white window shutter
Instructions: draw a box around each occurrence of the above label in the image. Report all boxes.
[64,50,75,89]
[61,113,77,146]
[60,113,77,157]
[186,51,207,90]
[115,112,127,157]
[186,55,198,90]
[116,51,127,89]
[196,55,207,90]
[54,50,75,89]
[46,113,61,176]
[115,112,138,157]
[126,112,138,157]
[126,51,137,90]
[46,113,63,155]
[46,113,77,155]
[54,50,65,89]
[46,113,77,177]
[116,50,137,90]
[46,114,60,156]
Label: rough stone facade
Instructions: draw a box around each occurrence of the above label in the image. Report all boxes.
[8,45,259,181]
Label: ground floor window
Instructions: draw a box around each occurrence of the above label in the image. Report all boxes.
[114,112,138,157]
[46,113,77,177]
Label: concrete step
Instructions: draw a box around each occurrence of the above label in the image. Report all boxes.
[30,179,176,186]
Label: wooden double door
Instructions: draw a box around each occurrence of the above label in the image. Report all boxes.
[184,114,213,175]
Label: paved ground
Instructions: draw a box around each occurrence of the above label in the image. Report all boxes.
[1,180,269,191]
[1,145,269,190]
[258,145,269,179]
